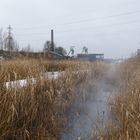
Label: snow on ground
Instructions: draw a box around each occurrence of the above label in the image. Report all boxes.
[5,72,62,89]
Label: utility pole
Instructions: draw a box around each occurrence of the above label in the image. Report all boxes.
[51,29,54,52]
[6,25,13,55]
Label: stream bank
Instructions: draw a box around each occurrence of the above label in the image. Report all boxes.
[62,64,118,140]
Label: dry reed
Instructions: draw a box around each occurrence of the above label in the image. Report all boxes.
[0,59,107,140]
[99,56,140,140]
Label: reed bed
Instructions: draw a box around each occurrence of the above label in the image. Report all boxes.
[0,59,90,83]
[0,59,108,140]
[99,56,140,140]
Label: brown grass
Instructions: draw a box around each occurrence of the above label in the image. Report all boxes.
[0,59,90,83]
[99,56,140,140]
[0,59,108,140]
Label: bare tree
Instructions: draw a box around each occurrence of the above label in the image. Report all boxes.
[43,41,51,52]
[0,28,3,50]
[55,46,67,56]
[43,41,56,52]
[13,41,19,52]
[4,36,15,52]
[21,44,33,53]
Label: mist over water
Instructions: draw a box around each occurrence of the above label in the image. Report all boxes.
[62,64,118,140]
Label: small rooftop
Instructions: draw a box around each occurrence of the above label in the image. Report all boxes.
[77,53,104,61]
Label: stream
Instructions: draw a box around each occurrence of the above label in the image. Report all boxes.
[62,65,117,140]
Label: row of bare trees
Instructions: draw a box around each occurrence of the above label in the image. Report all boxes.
[43,41,67,56]
[0,28,19,53]
[0,27,67,56]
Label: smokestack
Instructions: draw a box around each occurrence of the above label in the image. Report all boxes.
[51,29,54,52]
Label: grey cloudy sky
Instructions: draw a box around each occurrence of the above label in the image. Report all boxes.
[0,0,140,58]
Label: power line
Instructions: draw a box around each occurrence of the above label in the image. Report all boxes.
[14,10,140,30]
[50,10,140,26]
[55,19,140,34]
[7,25,13,36]
[16,29,140,44]
[14,19,140,37]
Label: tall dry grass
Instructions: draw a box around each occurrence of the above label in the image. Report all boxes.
[99,56,140,140]
[0,59,108,140]
[0,59,89,83]
[0,69,86,139]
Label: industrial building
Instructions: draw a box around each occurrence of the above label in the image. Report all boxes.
[77,54,104,61]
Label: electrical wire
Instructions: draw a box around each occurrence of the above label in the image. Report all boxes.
[14,10,140,30]
[14,19,140,37]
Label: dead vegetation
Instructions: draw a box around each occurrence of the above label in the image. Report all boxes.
[0,59,108,140]
[99,56,140,140]
[0,59,89,83]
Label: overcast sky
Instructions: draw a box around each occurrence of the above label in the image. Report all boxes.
[0,0,140,58]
